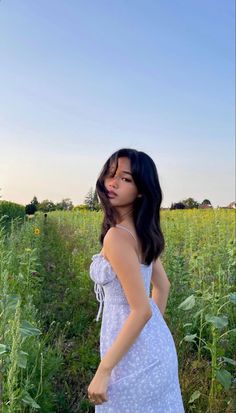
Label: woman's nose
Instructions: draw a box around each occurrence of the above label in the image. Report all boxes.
[110,175,120,186]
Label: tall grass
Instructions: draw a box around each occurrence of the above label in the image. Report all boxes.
[0,216,63,412]
[0,208,235,412]
[161,209,235,412]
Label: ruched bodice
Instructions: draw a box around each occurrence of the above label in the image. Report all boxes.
[89,253,153,321]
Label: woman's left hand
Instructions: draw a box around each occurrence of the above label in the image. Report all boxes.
[87,364,112,405]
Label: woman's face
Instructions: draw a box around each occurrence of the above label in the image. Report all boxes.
[104,157,140,207]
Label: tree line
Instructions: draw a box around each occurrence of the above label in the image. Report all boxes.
[24,191,213,214]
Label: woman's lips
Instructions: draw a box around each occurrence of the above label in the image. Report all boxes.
[108,191,117,198]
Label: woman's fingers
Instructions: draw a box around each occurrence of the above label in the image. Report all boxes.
[88,393,108,404]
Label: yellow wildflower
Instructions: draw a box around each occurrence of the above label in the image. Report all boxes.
[34,228,40,235]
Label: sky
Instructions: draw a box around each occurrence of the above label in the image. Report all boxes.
[0,0,235,208]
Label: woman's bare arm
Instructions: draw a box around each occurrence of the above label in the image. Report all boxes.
[98,228,152,373]
[151,257,171,315]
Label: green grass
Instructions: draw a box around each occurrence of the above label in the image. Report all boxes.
[0,208,235,412]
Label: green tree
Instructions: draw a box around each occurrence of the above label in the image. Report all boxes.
[181,197,200,209]
[84,188,100,211]
[31,196,39,208]
[37,199,56,212]
[202,199,212,206]
[170,202,185,210]
[92,190,100,211]
[25,203,36,215]
[56,198,74,211]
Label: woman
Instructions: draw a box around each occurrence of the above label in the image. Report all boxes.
[87,148,185,412]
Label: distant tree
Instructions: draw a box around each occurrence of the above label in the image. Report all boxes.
[25,196,39,215]
[201,199,212,206]
[84,187,100,210]
[37,199,56,212]
[25,203,37,215]
[30,196,39,209]
[56,198,74,211]
[181,197,200,209]
[84,187,94,210]
[92,190,101,211]
[170,202,185,210]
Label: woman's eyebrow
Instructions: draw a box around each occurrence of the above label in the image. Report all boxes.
[109,168,132,176]
[122,170,132,175]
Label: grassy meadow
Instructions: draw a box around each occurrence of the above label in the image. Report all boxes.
[0,208,235,412]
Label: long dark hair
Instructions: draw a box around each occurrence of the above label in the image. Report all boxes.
[95,148,165,265]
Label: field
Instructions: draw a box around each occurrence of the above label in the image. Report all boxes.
[0,208,235,412]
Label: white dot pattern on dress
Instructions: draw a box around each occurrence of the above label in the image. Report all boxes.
[89,253,185,413]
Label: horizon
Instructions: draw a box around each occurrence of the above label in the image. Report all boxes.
[0,193,235,209]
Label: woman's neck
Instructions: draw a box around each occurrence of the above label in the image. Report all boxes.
[116,207,134,226]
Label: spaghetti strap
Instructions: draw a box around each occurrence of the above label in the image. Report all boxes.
[115,224,137,243]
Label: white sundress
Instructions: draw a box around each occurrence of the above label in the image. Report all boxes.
[89,224,185,413]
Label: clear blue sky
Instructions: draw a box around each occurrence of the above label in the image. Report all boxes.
[0,0,235,207]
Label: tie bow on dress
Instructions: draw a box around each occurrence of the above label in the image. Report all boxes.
[90,254,117,321]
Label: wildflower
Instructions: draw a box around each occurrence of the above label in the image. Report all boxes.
[34,228,40,235]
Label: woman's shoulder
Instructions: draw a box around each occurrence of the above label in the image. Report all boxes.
[103,226,143,263]
[104,226,127,243]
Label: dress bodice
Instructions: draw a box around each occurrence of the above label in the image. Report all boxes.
[89,253,153,321]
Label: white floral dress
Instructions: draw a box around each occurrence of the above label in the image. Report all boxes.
[89,225,185,413]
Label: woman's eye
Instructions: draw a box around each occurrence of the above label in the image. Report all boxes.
[107,173,131,182]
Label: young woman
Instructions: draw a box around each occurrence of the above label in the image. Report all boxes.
[87,148,185,412]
